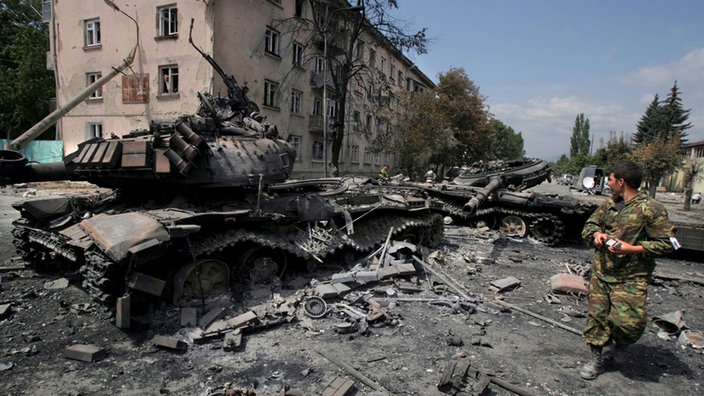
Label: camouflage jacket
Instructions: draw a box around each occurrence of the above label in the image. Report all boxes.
[582,192,675,281]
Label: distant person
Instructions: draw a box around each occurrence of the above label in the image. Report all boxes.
[692,192,702,204]
[580,160,678,380]
[378,164,389,182]
[424,169,437,183]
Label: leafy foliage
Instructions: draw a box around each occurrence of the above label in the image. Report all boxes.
[569,113,590,159]
[631,132,683,197]
[0,0,55,140]
[488,119,525,160]
[591,131,632,170]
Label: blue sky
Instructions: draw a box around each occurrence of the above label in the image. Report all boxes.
[390,0,704,161]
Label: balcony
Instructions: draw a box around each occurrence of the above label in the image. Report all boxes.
[310,70,335,90]
[309,114,324,131]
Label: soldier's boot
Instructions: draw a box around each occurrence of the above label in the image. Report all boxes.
[580,345,606,380]
[603,341,629,365]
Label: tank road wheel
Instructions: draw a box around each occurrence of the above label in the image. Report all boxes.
[424,213,445,248]
[236,247,289,284]
[499,215,527,238]
[529,214,565,246]
[172,258,230,305]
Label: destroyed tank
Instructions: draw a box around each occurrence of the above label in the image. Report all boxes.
[389,158,599,246]
[0,31,446,308]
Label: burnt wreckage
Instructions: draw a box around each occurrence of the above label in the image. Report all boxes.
[0,36,595,308]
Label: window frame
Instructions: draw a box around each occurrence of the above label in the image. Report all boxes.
[87,122,103,139]
[292,42,304,67]
[265,26,280,56]
[157,5,178,38]
[290,89,302,114]
[86,72,103,99]
[363,147,372,165]
[350,145,359,163]
[159,65,179,95]
[264,80,279,108]
[84,18,101,48]
[289,135,301,159]
[312,140,324,162]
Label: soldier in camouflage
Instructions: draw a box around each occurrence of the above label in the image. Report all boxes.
[579,160,677,380]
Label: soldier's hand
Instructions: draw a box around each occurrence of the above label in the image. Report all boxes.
[593,232,608,247]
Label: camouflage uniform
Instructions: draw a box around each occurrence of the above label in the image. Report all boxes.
[581,191,675,346]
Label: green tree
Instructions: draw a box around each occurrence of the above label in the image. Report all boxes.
[633,95,664,145]
[395,89,458,179]
[661,81,692,145]
[591,131,632,169]
[631,132,682,197]
[570,113,591,159]
[434,67,493,165]
[0,0,55,140]
[550,154,570,177]
[488,119,525,160]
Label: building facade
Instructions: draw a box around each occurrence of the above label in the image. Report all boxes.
[45,0,433,178]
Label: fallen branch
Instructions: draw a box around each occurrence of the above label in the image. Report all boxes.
[492,299,582,336]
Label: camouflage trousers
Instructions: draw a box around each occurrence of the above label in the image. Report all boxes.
[582,274,649,346]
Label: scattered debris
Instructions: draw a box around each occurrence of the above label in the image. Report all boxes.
[549,273,588,296]
[490,276,521,292]
[43,278,69,290]
[63,344,107,362]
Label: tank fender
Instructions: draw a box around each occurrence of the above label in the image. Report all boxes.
[79,212,171,262]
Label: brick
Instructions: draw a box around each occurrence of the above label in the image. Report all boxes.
[115,295,130,329]
[181,307,197,327]
[152,335,187,351]
[63,344,107,362]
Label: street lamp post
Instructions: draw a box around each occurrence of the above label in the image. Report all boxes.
[322,5,363,177]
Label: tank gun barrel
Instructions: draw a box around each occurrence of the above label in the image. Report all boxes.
[463,176,503,214]
[9,46,137,151]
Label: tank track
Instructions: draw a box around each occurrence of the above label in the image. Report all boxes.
[475,207,566,245]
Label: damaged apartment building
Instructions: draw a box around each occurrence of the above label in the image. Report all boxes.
[42,0,434,178]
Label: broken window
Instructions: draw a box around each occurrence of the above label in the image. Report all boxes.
[159,65,179,94]
[158,5,178,37]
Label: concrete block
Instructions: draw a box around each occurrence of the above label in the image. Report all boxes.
[63,344,107,362]
[316,284,340,298]
[0,303,12,319]
[550,273,588,295]
[322,376,355,396]
[44,278,69,289]
[199,306,227,329]
[490,276,521,292]
[115,295,130,329]
[181,307,197,327]
[152,335,187,351]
